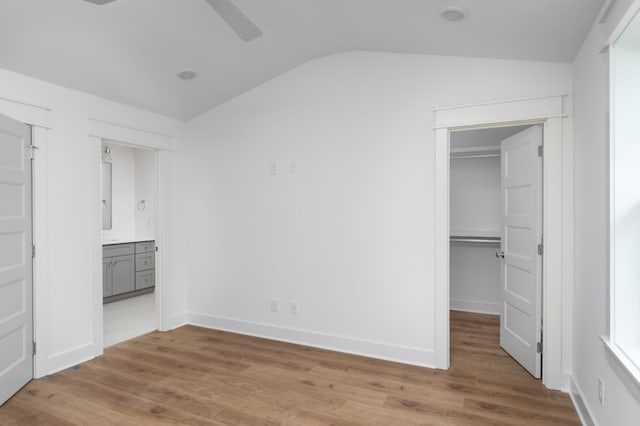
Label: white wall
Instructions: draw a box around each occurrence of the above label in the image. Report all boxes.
[101,144,157,242]
[0,68,185,376]
[182,51,572,366]
[134,149,157,240]
[572,0,640,423]
[450,156,501,235]
[449,128,507,315]
[449,243,501,314]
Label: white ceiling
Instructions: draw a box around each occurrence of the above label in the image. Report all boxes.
[0,0,604,120]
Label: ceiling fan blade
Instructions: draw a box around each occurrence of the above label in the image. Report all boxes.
[205,0,262,42]
[82,0,118,4]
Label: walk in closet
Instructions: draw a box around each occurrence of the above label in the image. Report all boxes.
[449,125,530,315]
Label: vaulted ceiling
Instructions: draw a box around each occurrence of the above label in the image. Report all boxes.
[0,0,604,120]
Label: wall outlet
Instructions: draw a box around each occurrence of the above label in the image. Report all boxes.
[270,299,279,313]
[270,162,278,175]
[598,377,604,406]
[289,161,297,174]
[290,301,298,315]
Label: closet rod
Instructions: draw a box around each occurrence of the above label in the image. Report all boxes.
[450,236,501,244]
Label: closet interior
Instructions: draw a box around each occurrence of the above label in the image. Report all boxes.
[449,125,531,315]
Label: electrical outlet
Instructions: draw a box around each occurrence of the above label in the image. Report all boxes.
[270,162,278,175]
[598,377,604,406]
[289,161,297,174]
[290,301,298,315]
[270,299,279,313]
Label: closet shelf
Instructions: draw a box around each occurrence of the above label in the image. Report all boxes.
[450,229,500,238]
[450,145,500,159]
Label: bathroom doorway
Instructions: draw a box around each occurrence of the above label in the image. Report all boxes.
[100,140,159,347]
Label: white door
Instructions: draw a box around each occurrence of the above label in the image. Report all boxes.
[499,125,543,378]
[0,113,33,405]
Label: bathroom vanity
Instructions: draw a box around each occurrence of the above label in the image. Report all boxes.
[103,239,155,303]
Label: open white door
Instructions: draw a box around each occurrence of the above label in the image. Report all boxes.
[0,113,33,405]
[498,125,543,378]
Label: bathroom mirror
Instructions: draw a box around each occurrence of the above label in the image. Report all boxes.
[102,146,112,230]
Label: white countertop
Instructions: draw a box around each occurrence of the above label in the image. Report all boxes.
[102,236,155,246]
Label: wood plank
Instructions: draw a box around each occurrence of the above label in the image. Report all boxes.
[0,311,580,425]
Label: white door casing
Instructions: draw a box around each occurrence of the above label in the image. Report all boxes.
[434,94,569,391]
[499,125,543,378]
[0,113,33,405]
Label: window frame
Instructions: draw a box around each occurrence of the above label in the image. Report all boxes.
[606,1,640,396]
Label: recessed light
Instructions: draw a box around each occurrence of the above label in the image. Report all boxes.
[177,69,197,80]
[441,6,468,22]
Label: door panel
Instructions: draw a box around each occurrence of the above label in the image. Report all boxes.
[500,125,542,378]
[0,114,33,405]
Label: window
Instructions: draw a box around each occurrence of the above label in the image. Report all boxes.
[609,7,640,387]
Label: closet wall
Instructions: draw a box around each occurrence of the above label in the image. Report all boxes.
[449,126,529,315]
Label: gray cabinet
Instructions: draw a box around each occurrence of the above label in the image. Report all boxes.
[103,258,110,297]
[135,241,155,290]
[103,240,155,303]
[103,243,135,299]
[111,255,135,295]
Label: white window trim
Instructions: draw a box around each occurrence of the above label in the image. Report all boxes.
[601,337,640,398]
[606,0,640,400]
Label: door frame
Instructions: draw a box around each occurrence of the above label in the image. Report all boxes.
[88,118,173,358]
[433,94,572,391]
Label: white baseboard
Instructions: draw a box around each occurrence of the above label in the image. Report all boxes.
[43,342,98,377]
[450,299,501,315]
[569,376,596,426]
[168,313,188,330]
[187,312,436,368]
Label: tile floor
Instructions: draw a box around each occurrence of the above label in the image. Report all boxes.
[103,292,157,347]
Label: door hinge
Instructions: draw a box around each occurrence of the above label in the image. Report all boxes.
[537,341,543,354]
[32,244,36,258]
[29,144,39,160]
[538,243,543,256]
[538,145,543,157]
[32,341,36,355]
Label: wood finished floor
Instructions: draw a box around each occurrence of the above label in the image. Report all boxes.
[0,311,580,425]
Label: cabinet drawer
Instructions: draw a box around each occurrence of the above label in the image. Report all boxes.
[135,252,155,271]
[135,241,155,254]
[136,270,155,290]
[103,243,134,257]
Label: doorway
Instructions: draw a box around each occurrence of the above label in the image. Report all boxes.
[100,140,159,347]
[449,124,543,378]
[433,94,570,390]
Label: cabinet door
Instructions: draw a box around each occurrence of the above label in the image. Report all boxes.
[103,257,112,297]
[111,255,135,295]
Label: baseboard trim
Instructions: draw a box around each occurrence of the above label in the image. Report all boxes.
[169,313,188,330]
[187,313,435,368]
[569,377,596,426]
[45,342,98,377]
[450,299,501,315]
